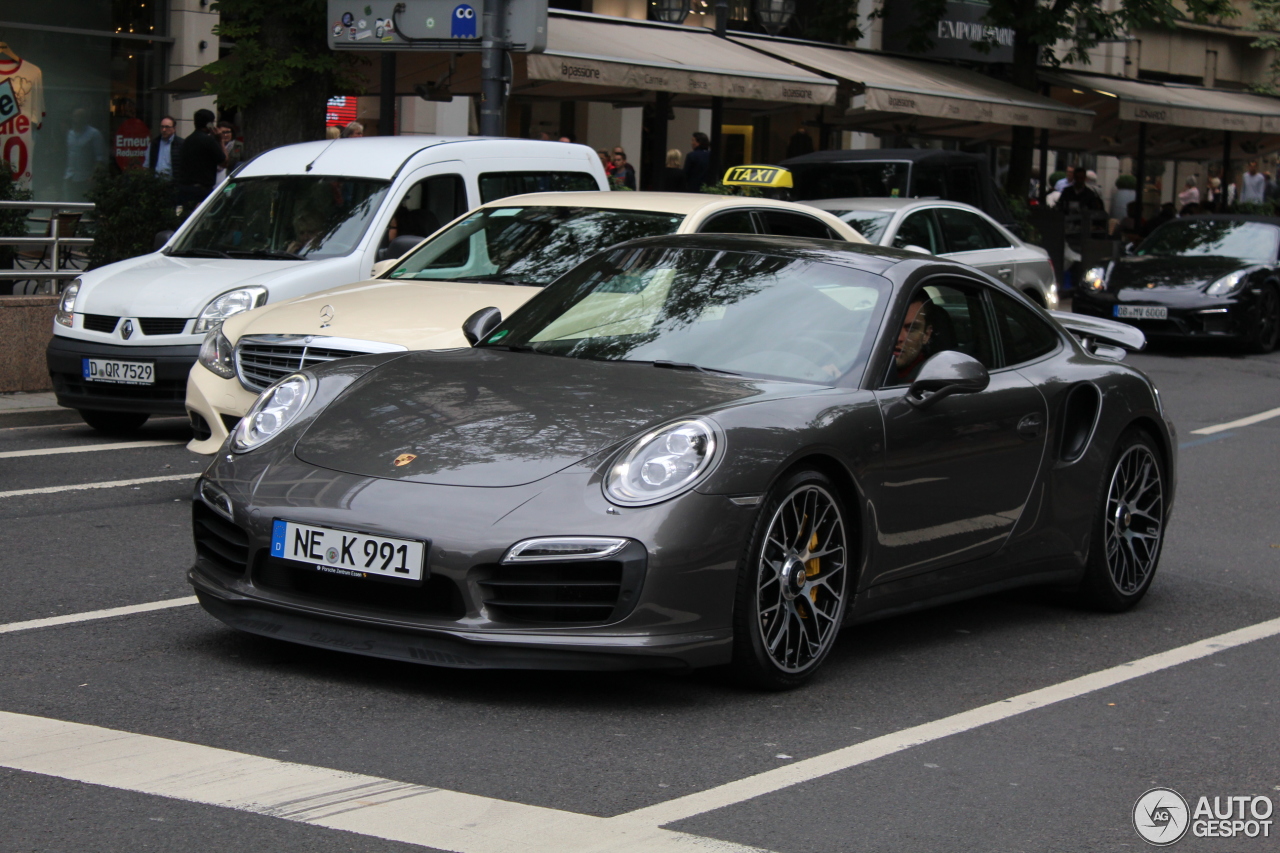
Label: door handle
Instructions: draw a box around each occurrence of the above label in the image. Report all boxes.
[997,268,1013,279]
[1017,413,1044,439]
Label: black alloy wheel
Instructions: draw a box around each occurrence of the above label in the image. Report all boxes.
[1080,428,1166,611]
[1246,284,1280,354]
[731,468,850,689]
[78,409,150,435]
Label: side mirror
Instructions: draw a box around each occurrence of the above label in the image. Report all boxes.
[906,351,989,409]
[377,234,425,262]
[371,258,398,278]
[153,230,174,252]
[1123,242,1136,256]
[901,244,932,255]
[462,306,502,346]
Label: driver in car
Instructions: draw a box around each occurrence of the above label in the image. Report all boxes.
[892,297,935,384]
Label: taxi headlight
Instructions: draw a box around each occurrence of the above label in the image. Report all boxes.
[55,279,81,327]
[232,373,310,452]
[1083,266,1107,291]
[198,328,236,379]
[193,285,267,334]
[1205,269,1248,297]
[605,418,720,506]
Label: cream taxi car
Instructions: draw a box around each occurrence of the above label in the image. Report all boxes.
[186,191,865,453]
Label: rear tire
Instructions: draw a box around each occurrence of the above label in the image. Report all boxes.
[1246,284,1280,354]
[730,469,851,690]
[1079,429,1166,612]
[79,409,150,435]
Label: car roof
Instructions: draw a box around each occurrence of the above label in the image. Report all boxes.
[1164,213,1280,226]
[780,148,986,166]
[805,197,985,214]
[236,137,596,181]
[604,232,917,275]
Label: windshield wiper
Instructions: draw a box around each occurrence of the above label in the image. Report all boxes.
[651,360,740,376]
[445,274,538,286]
[227,249,305,260]
[168,247,232,259]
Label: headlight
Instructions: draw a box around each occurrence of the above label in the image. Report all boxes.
[55,279,81,327]
[605,418,720,506]
[193,285,267,334]
[1082,266,1107,291]
[1205,269,1248,297]
[198,328,236,379]
[231,373,310,452]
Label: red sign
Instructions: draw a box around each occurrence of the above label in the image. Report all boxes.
[114,117,150,170]
[326,96,357,127]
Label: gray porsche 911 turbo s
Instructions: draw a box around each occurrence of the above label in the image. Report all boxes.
[189,235,1176,689]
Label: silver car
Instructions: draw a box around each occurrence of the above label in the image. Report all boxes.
[804,198,1058,310]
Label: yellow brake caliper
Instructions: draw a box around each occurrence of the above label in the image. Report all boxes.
[805,532,820,604]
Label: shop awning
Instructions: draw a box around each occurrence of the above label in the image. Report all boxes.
[523,14,837,106]
[1047,71,1280,133]
[731,35,1093,132]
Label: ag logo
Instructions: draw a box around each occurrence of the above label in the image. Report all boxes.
[393,453,417,467]
[1133,787,1190,846]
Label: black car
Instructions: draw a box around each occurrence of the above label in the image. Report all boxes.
[189,235,1175,689]
[1072,215,1280,353]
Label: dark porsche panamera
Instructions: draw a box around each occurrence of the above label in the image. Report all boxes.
[189,235,1176,688]
[1072,215,1280,353]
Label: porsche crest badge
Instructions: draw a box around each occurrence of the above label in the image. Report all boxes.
[393,453,417,467]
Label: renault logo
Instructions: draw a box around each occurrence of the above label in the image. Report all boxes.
[121,320,134,339]
[319,304,335,328]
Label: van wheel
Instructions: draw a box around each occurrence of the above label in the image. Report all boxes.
[79,410,150,435]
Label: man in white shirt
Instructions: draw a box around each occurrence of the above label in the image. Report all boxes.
[142,116,183,179]
[1240,161,1267,205]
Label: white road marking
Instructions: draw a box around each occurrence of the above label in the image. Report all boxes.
[0,416,184,432]
[619,615,1280,827]
[0,472,200,499]
[0,597,198,635]
[0,712,765,853]
[0,406,65,414]
[1191,405,1280,435]
[0,440,184,459]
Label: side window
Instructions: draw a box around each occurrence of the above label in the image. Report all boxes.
[699,211,757,234]
[393,174,466,240]
[478,171,600,203]
[758,211,834,240]
[884,281,996,386]
[990,290,1060,365]
[913,165,946,199]
[935,207,1000,253]
[948,167,983,208]
[892,210,942,254]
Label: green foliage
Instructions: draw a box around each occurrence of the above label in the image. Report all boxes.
[1000,188,1041,245]
[84,168,181,270]
[699,182,762,196]
[1247,0,1280,94]
[1234,200,1278,216]
[0,163,33,268]
[788,0,862,45]
[1115,174,1138,190]
[206,0,365,113]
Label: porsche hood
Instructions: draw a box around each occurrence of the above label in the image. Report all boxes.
[294,348,788,487]
[1107,255,1249,292]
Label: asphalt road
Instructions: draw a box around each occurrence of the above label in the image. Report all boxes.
[2,340,1278,853]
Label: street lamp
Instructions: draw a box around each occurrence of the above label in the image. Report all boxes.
[649,0,692,24]
[755,0,795,36]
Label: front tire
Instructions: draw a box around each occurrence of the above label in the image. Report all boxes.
[731,469,851,689]
[1246,284,1280,354]
[79,409,150,435]
[1079,429,1166,611]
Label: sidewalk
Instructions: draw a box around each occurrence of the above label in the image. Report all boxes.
[0,392,60,411]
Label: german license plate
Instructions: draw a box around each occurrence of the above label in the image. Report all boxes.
[1114,305,1168,320]
[82,357,155,384]
[270,520,427,583]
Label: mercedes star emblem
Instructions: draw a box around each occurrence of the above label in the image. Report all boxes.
[319,304,335,328]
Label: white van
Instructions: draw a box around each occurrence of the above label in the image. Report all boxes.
[47,136,607,433]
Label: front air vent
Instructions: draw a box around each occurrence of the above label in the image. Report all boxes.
[83,314,119,333]
[253,556,465,618]
[192,502,248,577]
[139,317,189,336]
[474,540,646,625]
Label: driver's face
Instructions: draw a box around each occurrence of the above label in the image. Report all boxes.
[894,300,932,369]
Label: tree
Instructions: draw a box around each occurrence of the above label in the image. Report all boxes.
[895,0,1237,199]
[204,0,365,156]
[1247,0,1280,94]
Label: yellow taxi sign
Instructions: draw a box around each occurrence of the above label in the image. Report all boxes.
[722,165,793,188]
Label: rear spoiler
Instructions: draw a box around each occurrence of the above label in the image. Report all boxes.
[1050,311,1146,359]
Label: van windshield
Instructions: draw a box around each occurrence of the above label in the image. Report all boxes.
[168,176,391,260]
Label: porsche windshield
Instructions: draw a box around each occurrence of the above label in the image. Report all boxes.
[169,176,390,260]
[485,246,890,384]
[388,206,685,286]
[1138,219,1280,263]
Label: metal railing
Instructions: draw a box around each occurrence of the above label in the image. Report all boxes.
[0,201,95,295]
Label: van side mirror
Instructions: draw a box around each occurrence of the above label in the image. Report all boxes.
[462,307,502,346]
[154,230,174,252]
[906,351,989,408]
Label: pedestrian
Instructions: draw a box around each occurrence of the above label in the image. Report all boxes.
[63,107,107,201]
[216,121,243,185]
[785,127,814,159]
[1109,174,1136,221]
[1141,202,1176,237]
[611,149,636,190]
[1053,166,1075,193]
[597,149,615,178]
[1058,168,1104,215]
[662,148,684,191]
[142,115,183,180]
[325,125,341,140]
[684,132,710,193]
[173,108,227,212]
[558,133,575,143]
[340,121,364,138]
[1204,176,1223,212]
[1240,160,1266,205]
[1177,175,1199,207]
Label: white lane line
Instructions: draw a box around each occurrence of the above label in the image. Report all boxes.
[0,597,198,635]
[0,416,185,432]
[0,472,201,499]
[1191,405,1280,435]
[0,440,184,459]
[0,712,765,853]
[619,614,1280,827]
[0,406,66,414]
